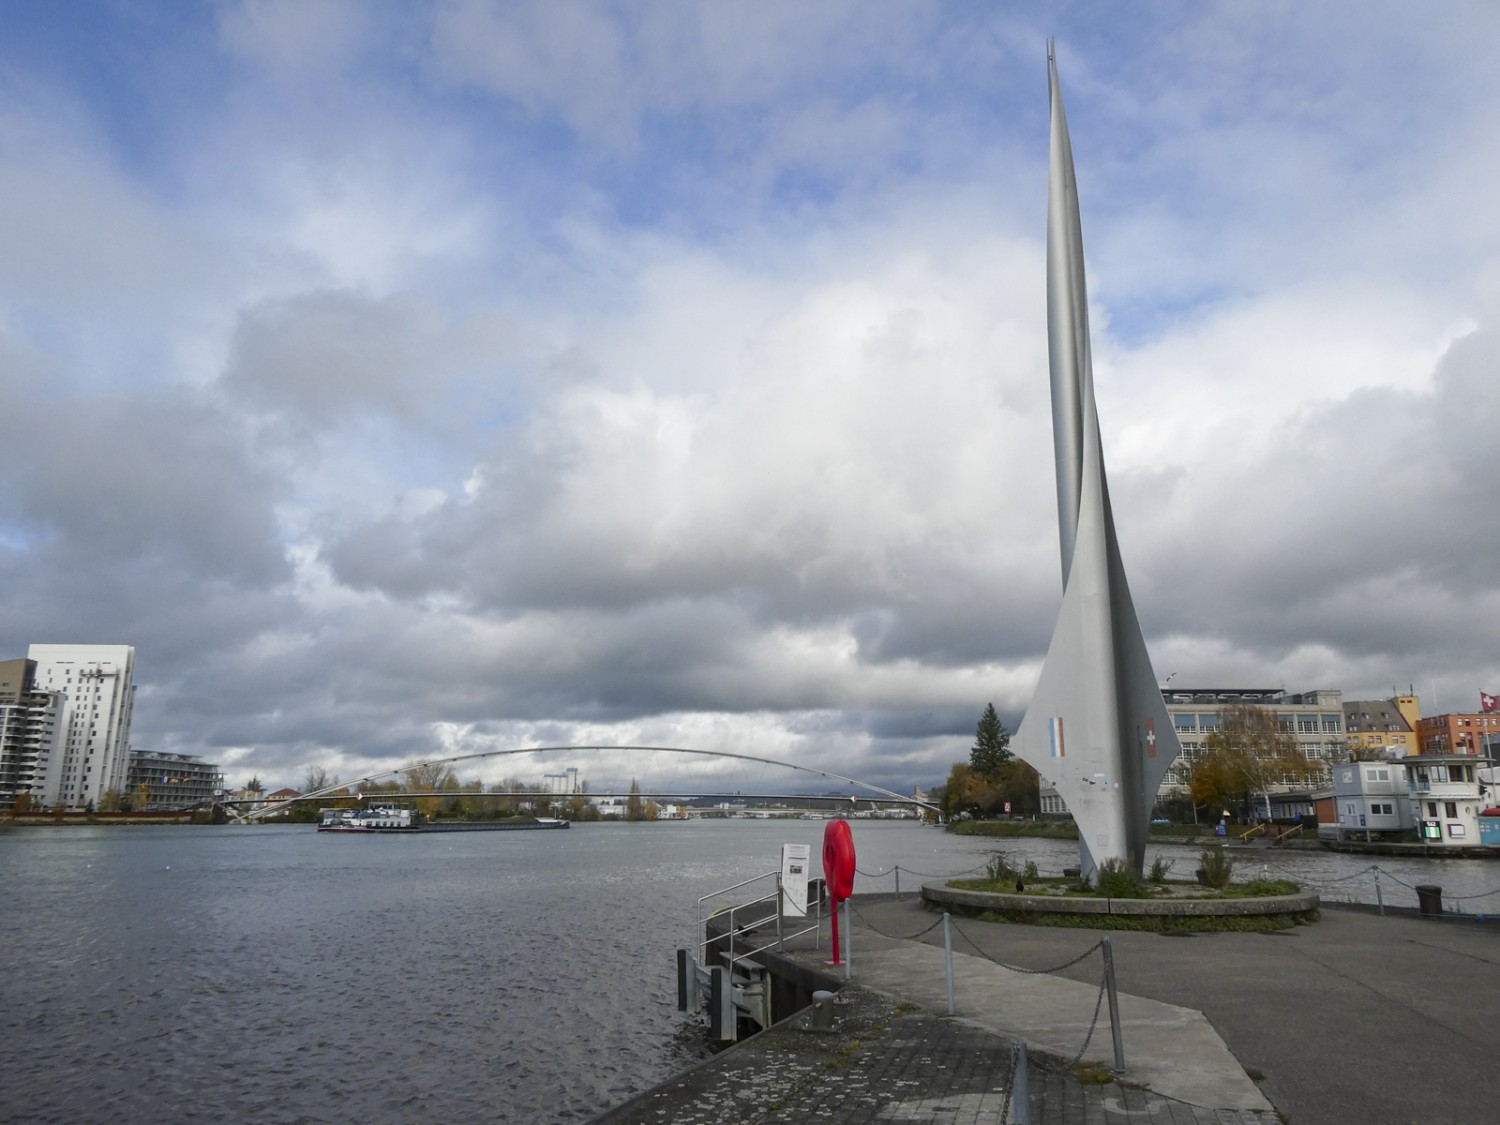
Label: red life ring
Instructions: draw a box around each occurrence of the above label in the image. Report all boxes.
[822,819,856,902]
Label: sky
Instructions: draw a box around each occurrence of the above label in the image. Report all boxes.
[3,0,1499,796]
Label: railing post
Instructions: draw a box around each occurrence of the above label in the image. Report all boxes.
[943,912,955,1015]
[895,865,900,895]
[1101,937,1125,1071]
[843,898,852,980]
[1375,873,1385,916]
[776,874,785,950]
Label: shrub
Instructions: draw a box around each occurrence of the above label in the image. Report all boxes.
[986,852,1019,883]
[1023,860,1039,880]
[1096,857,1146,898]
[1198,845,1234,889]
[1148,855,1174,884]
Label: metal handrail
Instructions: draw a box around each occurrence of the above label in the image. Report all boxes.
[696,870,824,971]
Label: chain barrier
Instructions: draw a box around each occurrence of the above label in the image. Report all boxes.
[1431,884,1500,902]
[948,916,1105,975]
[1368,864,1418,889]
[1029,965,1110,1073]
[998,1038,1021,1125]
[845,898,947,941]
[853,861,991,879]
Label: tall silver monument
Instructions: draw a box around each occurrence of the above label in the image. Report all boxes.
[1011,44,1181,878]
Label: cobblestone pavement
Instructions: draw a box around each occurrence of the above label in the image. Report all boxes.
[593,983,1276,1124]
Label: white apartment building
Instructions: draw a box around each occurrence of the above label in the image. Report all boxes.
[26,644,137,810]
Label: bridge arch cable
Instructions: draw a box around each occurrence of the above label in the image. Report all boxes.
[242,745,939,821]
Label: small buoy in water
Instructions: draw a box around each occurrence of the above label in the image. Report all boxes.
[164,865,171,870]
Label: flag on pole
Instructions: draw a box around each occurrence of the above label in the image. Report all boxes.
[1481,691,1498,713]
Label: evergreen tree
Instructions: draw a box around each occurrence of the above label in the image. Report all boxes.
[969,703,1012,780]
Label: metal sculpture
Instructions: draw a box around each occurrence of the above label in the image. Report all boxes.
[1011,44,1182,878]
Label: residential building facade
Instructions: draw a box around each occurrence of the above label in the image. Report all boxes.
[1343,695,1420,759]
[125,751,224,811]
[26,644,137,810]
[0,658,66,810]
[1415,712,1500,757]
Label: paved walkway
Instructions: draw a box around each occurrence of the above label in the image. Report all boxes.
[825,899,1270,1113]
[595,895,1499,1124]
[846,895,1500,1125]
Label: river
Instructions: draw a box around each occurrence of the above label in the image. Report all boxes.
[2,820,1495,1123]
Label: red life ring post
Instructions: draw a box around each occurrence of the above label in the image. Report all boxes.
[822,819,856,964]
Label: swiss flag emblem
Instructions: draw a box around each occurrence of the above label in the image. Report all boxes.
[1482,691,1498,713]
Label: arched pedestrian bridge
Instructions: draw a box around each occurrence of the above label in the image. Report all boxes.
[231,745,940,823]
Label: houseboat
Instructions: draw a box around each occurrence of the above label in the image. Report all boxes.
[317,803,420,832]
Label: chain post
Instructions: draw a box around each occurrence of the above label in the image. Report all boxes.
[1101,936,1125,1071]
[1012,1039,1030,1125]
[943,912,955,1014]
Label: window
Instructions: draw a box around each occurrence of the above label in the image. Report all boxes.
[1445,801,1458,818]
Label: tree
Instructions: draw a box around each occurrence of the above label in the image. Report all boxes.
[970,703,1013,780]
[1190,703,1323,821]
[625,778,647,821]
[303,765,338,794]
[98,787,124,813]
[404,762,459,817]
[939,762,996,820]
[244,776,263,793]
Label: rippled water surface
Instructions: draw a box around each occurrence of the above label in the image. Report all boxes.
[2,821,1495,1124]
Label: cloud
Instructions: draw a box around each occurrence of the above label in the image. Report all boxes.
[3,1,1499,795]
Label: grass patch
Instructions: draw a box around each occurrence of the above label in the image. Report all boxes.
[1073,1061,1116,1084]
[971,908,1314,933]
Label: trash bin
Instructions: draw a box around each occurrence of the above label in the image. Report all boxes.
[1415,884,1443,917]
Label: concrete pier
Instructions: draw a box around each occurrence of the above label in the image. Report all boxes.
[595,896,1498,1124]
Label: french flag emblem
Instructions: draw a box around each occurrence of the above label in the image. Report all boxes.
[1049,717,1066,758]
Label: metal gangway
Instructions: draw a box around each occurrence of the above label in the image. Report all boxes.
[677,868,825,1042]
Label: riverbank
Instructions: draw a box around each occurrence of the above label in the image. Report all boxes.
[5,811,202,826]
